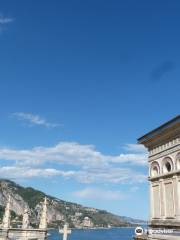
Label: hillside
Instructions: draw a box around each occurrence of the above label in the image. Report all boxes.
[0,179,144,228]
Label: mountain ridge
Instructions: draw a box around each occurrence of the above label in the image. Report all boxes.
[0,179,146,228]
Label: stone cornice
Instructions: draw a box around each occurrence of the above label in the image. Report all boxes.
[149,143,180,162]
[148,170,180,182]
[138,116,180,149]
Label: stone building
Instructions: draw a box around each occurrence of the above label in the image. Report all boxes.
[135,115,180,240]
[82,217,93,228]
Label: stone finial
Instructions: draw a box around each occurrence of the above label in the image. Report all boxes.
[39,197,48,229]
[2,195,11,229]
[59,224,71,240]
[22,207,30,229]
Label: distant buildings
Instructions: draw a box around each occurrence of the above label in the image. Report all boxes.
[75,212,82,217]
[82,216,93,228]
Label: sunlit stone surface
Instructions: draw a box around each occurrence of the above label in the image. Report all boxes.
[135,116,180,240]
[0,197,47,240]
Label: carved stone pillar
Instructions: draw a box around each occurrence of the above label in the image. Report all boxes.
[2,196,11,229]
[39,197,48,230]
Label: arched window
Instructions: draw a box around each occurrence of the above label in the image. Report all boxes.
[150,161,160,177]
[162,157,173,174]
[176,152,180,170]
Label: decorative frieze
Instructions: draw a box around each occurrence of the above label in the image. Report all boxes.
[149,144,180,163]
[149,137,180,157]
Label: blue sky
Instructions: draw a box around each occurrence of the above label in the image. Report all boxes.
[0,0,179,220]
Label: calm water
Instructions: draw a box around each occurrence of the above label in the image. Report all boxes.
[48,228,135,240]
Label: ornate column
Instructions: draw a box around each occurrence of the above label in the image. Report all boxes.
[174,175,180,220]
[39,197,48,229]
[2,195,11,229]
[22,207,30,229]
[150,182,153,220]
[160,178,165,219]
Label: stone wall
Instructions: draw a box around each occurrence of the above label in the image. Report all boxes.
[0,228,47,240]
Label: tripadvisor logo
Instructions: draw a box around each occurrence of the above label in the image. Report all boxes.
[135,226,144,236]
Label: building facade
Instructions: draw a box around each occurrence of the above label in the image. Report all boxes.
[138,116,180,229]
[136,115,180,240]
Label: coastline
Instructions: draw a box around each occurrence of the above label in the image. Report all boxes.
[48,225,137,231]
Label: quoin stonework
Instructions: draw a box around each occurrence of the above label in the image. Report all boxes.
[136,115,180,240]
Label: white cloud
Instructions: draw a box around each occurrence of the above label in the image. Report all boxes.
[73,188,125,200]
[0,141,147,184]
[0,165,146,184]
[0,16,13,25]
[75,167,146,184]
[111,153,147,165]
[0,166,75,179]
[0,15,13,32]
[0,142,147,166]
[124,144,147,153]
[13,112,61,128]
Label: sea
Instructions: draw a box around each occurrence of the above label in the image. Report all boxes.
[48,227,135,240]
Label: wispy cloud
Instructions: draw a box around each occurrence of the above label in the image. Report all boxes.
[0,141,147,184]
[0,142,148,167]
[0,165,146,184]
[75,168,146,184]
[73,188,125,200]
[0,15,14,32]
[13,112,61,128]
[124,144,147,153]
[0,16,13,24]
[0,166,75,179]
